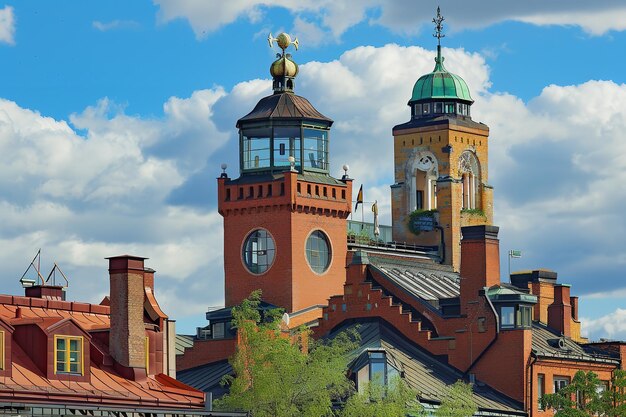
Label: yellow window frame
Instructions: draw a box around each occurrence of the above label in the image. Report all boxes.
[145,336,149,372]
[0,330,4,370]
[54,335,84,375]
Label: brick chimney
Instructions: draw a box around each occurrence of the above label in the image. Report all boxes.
[547,284,572,337]
[570,296,579,321]
[510,269,557,324]
[25,285,65,300]
[107,255,148,380]
[460,225,500,309]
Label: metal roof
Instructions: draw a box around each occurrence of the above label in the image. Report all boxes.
[411,47,473,103]
[367,253,460,302]
[176,334,194,356]
[177,360,234,398]
[330,319,525,416]
[237,92,332,127]
[531,322,619,365]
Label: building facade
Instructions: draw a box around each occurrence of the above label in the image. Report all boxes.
[0,255,240,416]
[178,19,626,417]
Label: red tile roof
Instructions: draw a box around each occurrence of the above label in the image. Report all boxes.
[0,293,205,411]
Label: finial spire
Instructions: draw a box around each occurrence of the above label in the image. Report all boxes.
[433,6,445,47]
[432,7,445,68]
[268,32,300,93]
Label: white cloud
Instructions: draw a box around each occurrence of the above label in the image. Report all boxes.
[92,20,140,32]
[3,42,626,335]
[0,89,231,330]
[582,309,626,341]
[152,0,626,42]
[0,5,15,45]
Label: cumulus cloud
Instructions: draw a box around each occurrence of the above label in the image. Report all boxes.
[152,0,626,42]
[0,90,232,330]
[3,42,625,335]
[582,309,626,341]
[0,5,15,45]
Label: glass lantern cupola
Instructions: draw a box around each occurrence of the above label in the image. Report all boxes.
[236,33,333,176]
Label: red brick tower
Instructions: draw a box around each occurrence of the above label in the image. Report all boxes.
[217,33,352,313]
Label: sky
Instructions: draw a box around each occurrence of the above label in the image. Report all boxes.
[0,1,625,339]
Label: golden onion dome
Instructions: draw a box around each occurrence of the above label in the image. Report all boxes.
[270,55,299,78]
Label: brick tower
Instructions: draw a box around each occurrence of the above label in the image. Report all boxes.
[391,9,493,272]
[217,33,352,313]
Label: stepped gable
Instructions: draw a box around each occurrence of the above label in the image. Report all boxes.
[329,319,525,415]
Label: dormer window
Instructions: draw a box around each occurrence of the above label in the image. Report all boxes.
[354,350,400,392]
[55,335,83,375]
[499,305,533,330]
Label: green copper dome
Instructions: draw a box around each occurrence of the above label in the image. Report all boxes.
[411,46,473,103]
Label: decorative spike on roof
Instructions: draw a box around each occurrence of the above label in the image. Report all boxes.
[268,32,300,93]
[410,8,473,104]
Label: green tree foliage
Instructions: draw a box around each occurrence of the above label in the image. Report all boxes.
[340,376,422,417]
[542,370,606,416]
[602,369,626,417]
[435,380,478,417]
[214,290,358,417]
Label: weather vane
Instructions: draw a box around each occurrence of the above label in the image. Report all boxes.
[268,32,299,57]
[433,6,445,46]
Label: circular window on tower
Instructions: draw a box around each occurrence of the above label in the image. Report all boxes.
[242,229,276,274]
[306,230,332,274]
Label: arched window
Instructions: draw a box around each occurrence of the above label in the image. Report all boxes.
[458,151,481,210]
[405,151,438,213]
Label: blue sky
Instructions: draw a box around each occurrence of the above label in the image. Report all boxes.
[1,1,625,338]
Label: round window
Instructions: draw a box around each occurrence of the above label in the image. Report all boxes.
[306,230,331,274]
[242,229,275,274]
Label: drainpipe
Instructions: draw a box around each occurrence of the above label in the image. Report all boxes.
[528,354,537,414]
[436,225,445,264]
[465,287,499,375]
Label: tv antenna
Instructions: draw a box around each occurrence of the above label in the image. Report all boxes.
[19,249,69,288]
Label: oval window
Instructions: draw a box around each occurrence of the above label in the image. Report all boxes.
[306,230,331,274]
[242,229,275,274]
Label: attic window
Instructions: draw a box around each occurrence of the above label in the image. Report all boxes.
[55,335,83,375]
[355,350,400,393]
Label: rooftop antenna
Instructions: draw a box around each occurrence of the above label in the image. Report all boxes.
[19,249,45,288]
[46,263,69,288]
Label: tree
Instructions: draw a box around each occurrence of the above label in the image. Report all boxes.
[435,380,478,417]
[214,291,358,417]
[603,369,626,417]
[542,370,605,417]
[340,376,422,417]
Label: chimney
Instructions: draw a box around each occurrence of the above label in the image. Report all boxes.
[144,267,155,293]
[510,269,557,324]
[460,225,500,308]
[570,296,579,321]
[107,255,148,379]
[547,284,572,337]
[25,285,65,300]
